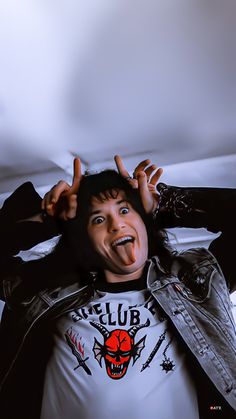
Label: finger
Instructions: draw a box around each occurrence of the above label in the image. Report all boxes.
[114,155,139,189]
[133,159,151,178]
[114,155,130,178]
[137,171,153,213]
[147,183,156,192]
[51,181,70,203]
[41,194,48,210]
[42,181,70,209]
[44,203,56,217]
[149,168,163,186]
[66,194,78,219]
[41,191,55,210]
[70,157,82,194]
[144,164,157,181]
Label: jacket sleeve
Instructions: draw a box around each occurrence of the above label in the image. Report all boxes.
[156,183,236,291]
[0,182,61,302]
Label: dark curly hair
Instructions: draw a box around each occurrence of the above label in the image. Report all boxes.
[17,170,174,294]
[60,170,173,277]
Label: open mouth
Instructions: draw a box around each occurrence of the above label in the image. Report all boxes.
[111,236,134,247]
[106,361,129,379]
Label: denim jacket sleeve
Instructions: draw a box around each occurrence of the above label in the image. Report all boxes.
[156,183,236,291]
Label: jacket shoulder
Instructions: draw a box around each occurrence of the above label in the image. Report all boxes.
[172,247,222,301]
[173,247,217,269]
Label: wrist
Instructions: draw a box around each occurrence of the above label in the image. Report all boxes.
[156,183,194,219]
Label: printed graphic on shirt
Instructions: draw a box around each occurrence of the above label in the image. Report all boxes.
[42,291,199,419]
[65,328,92,375]
[141,332,175,373]
[64,294,175,379]
[90,319,149,379]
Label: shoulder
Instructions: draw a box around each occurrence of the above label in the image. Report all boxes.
[173,247,216,269]
[171,247,223,301]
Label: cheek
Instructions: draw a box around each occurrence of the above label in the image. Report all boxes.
[138,223,149,249]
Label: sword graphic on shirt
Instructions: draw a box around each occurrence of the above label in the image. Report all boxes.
[65,328,92,375]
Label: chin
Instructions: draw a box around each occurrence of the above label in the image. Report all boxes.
[115,261,145,275]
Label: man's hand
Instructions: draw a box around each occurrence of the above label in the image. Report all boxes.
[41,157,82,220]
[114,155,163,214]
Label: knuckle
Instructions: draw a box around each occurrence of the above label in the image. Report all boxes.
[57,180,67,187]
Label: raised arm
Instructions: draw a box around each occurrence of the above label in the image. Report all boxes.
[156,183,236,290]
[115,155,236,290]
[0,158,83,304]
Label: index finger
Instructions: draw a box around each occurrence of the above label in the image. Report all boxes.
[114,155,129,177]
[70,157,82,194]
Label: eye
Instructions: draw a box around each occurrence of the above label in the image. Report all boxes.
[92,216,105,225]
[120,351,130,356]
[120,207,129,215]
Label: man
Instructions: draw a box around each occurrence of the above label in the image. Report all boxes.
[0,156,235,419]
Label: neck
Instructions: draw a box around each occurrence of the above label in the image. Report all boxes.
[104,265,145,283]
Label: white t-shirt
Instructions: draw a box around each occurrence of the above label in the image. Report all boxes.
[41,283,199,419]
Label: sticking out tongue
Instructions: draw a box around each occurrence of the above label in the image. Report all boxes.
[113,242,136,265]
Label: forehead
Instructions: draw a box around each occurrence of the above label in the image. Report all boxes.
[90,190,128,211]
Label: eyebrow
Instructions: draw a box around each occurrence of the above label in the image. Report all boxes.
[89,199,128,216]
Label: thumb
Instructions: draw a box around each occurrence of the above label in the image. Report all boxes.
[66,194,78,219]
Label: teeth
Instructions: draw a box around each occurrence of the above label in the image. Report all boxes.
[112,236,133,247]
[111,363,124,371]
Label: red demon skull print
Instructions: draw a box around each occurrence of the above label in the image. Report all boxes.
[90,319,150,379]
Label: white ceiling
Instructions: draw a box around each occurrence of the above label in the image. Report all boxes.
[0,0,236,198]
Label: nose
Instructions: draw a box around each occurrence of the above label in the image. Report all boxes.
[107,215,125,232]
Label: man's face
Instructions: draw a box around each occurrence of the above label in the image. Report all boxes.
[87,190,148,276]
